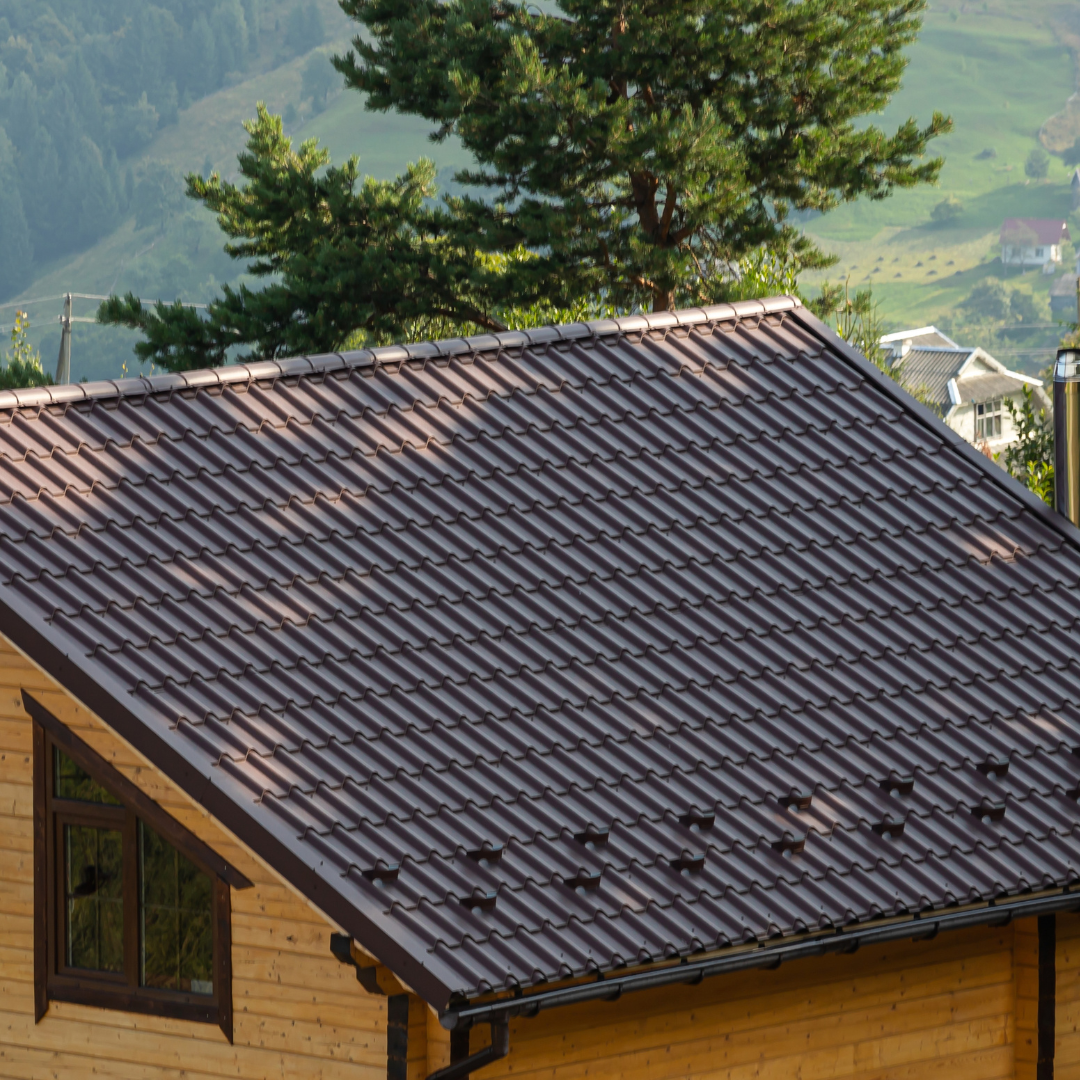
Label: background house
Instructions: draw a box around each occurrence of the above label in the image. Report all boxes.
[3,298,1080,1080]
[881,329,1050,452]
[879,325,961,356]
[1051,273,1079,321]
[999,217,1070,270]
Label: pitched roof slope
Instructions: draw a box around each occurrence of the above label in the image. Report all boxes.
[2,297,1080,1008]
[891,346,975,405]
[1000,218,1071,246]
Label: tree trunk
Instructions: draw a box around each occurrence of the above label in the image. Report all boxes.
[652,289,676,312]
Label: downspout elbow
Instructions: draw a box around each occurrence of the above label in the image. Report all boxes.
[426,1020,509,1080]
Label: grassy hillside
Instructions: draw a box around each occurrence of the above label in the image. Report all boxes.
[7,0,1079,381]
[802,0,1080,373]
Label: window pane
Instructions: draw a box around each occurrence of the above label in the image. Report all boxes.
[139,821,213,995]
[55,748,121,805]
[64,824,124,973]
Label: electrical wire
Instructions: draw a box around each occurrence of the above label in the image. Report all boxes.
[0,293,208,316]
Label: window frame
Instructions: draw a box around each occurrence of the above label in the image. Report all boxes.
[30,700,248,1040]
[975,398,1003,440]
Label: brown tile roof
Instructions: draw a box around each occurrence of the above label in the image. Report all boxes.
[1000,218,1070,246]
[2,296,1080,1009]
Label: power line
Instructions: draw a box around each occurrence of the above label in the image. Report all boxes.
[1,291,210,384]
[0,293,208,311]
[0,294,66,311]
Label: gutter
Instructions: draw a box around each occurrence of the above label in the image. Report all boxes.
[440,888,1080,1031]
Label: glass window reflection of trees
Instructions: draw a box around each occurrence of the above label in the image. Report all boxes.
[139,822,214,995]
[54,749,214,996]
[64,824,124,973]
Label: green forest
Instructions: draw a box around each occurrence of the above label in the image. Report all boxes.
[0,0,328,299]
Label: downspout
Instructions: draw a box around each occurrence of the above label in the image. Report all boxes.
[330,933,510,1080]
[427,1021,510,1080]
[1040,347,1074,1080]
[1039,915,1056,1080]
[1055,349,1080,525]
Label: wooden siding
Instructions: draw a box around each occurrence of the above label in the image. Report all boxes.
[1057,912,1080,1079]
[465,915,1080,1080]
[0,638,386,1080]
[6,629,1080,1080]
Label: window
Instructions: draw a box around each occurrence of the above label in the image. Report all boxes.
[31,707,240,1038]
[976,398,1003,440]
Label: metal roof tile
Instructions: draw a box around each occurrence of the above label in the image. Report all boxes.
[5,300,1080,1004]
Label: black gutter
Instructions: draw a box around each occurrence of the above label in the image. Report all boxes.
[441,889,1080,1030]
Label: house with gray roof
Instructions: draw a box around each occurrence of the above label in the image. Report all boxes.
[1052,273,1079,321]
[881,332,1049,453]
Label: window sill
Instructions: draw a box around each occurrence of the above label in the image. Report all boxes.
[46,976,223,1026]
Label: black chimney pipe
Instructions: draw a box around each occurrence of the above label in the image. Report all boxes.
[1055,348,1080,524]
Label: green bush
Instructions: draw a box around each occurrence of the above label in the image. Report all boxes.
[1025,147,1050,179]
[0,311,53,391]
[930,195,963,226]
[960,279,1010,320]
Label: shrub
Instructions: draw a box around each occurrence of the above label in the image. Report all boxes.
[1025,147,1050,179]
[930,195,963,226]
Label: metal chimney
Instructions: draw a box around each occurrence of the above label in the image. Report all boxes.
[1055,348,1080,524]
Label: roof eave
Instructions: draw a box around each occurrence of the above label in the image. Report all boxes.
[0,583,463,1009]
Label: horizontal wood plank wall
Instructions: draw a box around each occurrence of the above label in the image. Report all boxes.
[1057,912,1080,1079]
[0,638,386,1080]
[473,924,1020,1080]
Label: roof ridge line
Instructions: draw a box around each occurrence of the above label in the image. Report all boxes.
[0,297,801,414]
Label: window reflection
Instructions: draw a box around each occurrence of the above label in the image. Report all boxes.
[55,748,122,805]
[139,821,214,995]
[64,824,124,973]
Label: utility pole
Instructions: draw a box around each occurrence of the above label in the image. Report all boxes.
[55,293,72,385]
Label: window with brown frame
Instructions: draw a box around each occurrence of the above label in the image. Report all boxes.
[29,698,249,1040]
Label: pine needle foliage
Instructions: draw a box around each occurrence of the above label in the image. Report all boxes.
[100,2,949,370]
[338,0,949,313]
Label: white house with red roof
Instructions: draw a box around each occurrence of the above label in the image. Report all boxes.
[1000,217,1070,270]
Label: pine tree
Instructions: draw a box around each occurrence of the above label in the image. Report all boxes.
[0,130,33,299]
[212,0,249,77]
[337,0,949,312]
[188,16,219,95]
[100,107,495,367]
[101,1,948,366]
[301,53,337,110]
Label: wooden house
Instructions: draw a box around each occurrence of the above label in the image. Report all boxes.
[2,296,1080,1080]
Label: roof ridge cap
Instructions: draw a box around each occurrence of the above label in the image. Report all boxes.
[0,297,802,413]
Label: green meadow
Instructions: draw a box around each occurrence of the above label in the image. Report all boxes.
[802,0,1080,371]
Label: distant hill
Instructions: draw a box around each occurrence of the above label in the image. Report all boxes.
[2,0,469,382]
[7,0,1077,380]
[802,0,1080,375]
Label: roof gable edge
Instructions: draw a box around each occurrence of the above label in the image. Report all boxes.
[789,306,1080,551]
[0,587,461,1008]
